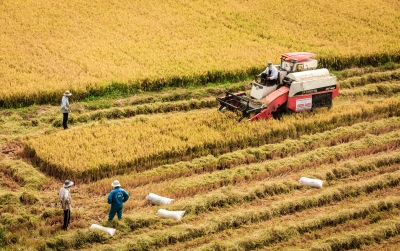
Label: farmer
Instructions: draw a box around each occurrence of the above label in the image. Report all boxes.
[258,62,278,86]
[107,180,130,221]
[59,180,74,231]
[60,90,72,129]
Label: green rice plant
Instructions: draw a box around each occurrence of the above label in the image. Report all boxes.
[77,98,217,123]
[84,101,112,110]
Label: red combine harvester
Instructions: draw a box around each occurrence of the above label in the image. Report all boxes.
[216,52,339,121]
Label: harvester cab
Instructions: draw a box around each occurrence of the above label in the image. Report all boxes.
[279,52,318,74]
[216,52,339,122]
[250,52,318,100]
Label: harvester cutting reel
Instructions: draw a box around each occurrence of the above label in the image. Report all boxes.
[217,91,268,122]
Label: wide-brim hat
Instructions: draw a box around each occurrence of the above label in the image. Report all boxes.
[64,90,72,97]
[111,180,121,187]
[63,180,74,188]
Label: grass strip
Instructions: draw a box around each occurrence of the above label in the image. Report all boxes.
[71,98,218,125]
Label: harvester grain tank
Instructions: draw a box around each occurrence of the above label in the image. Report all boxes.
[216,52,339,121]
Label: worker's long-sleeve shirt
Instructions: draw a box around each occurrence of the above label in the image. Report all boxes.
[60,96,70,113]
[108,187,130,208]
[262,65,278,80]
[59,187,72,210]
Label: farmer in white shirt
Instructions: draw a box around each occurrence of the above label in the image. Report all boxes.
[59,180,74,230]
[60,90,72,129]
[258,62,278,86]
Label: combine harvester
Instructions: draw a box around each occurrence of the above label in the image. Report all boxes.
[217,52,339,121]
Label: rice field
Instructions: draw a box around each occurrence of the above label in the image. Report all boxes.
[1,0,400,250]
[0,65,397,250]
[1,0,400,106]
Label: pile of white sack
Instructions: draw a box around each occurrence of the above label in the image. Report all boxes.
[145,192,185,220]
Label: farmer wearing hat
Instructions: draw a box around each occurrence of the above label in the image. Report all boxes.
[257,62,278,86]
[60,90,72,129]
[107,180,130,221]
[58,180,74,230]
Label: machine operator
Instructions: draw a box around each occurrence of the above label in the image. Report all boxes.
[257,62,278,86]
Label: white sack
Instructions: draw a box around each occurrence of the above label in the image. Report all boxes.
[156,209,185,220]
[298,177,323,188]
[146,193,174,205]
[89,224,116,236]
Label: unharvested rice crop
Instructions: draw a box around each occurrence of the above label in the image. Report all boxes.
[1,0,400,106]
[24,96,400,181]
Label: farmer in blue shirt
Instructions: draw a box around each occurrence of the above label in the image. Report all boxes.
[107,180,130,221]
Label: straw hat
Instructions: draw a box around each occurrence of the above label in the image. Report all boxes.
[111,180,121,187]
[64,90,72,97]
[63,180,74,188]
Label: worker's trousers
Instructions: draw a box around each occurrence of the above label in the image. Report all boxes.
[108,206,123,221]
[63,209,70,230]
[62,113,69,129]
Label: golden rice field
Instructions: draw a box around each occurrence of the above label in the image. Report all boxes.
[1,0,400,250]
[1,0,400,106]
[0,65,398,250]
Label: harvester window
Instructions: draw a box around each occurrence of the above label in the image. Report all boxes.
[280,58,293,72]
